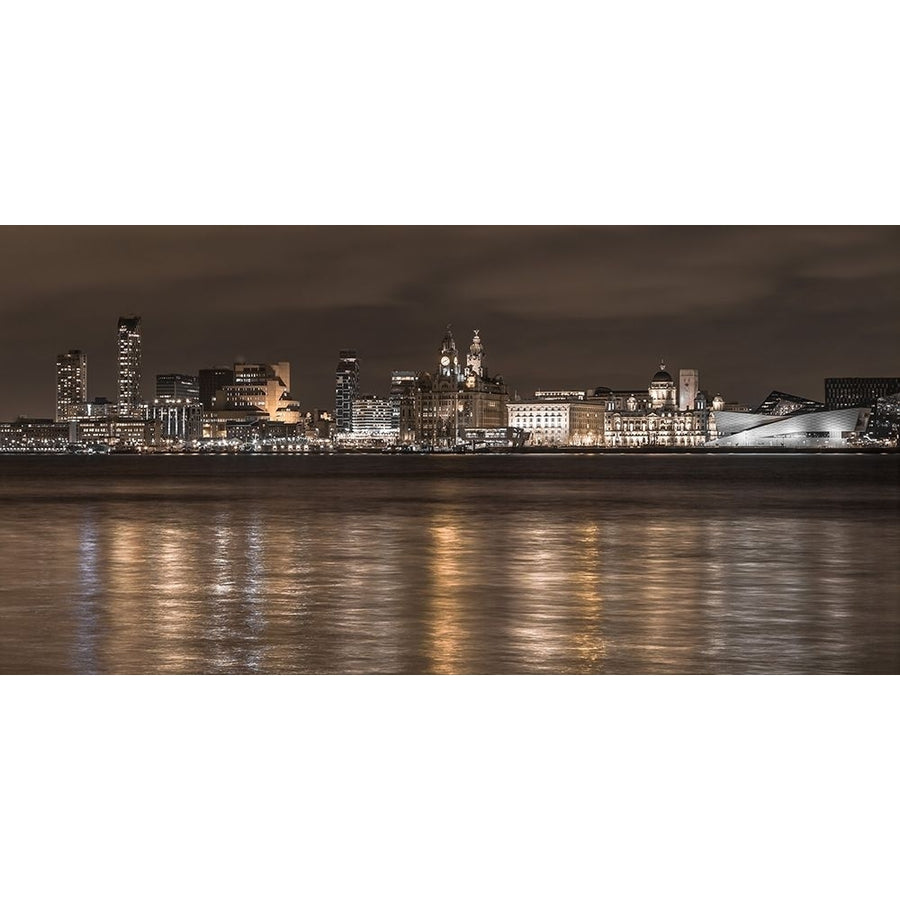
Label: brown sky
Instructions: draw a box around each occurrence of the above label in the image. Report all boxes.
[0,225,898,419]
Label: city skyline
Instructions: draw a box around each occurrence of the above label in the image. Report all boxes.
[0,226,898,421]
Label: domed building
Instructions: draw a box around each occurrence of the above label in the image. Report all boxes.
[604,361,715,447]
[649,362,677,410]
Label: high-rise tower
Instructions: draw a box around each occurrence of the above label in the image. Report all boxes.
[117,316,142,417]
[56,349,87,422]
[335,349,360,433]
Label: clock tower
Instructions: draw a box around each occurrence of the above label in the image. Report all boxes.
[438,325,460,382]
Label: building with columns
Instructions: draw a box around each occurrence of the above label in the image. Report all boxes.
[603,362,714,447]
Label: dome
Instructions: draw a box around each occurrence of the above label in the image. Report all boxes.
[652,369,673,383]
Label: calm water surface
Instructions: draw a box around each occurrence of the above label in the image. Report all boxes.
[1,454,897,674]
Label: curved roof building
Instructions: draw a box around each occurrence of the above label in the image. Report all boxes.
[708,407,870,448]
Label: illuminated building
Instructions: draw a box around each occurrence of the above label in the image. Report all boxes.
[199,367,234,411]
[390,371,418,431]
[506,400,604,446]
[67,397,116,419]
[825,377,900,409]
[74,418,161,447]
[398,327,508,448]
[461,427,527,449]
[708,407,870,448]
[753,390,824,416]
[347,395,395,442]
[156,373,200,402]
[433,326,462,446]
[0,418,71,451]
[56,349,87,422]
[335,350,360,433]
[649,362,678,409]
[459,329,508,432]
[146,398,204,442]
[534,389,587,402]
[117,316,142,417]
[678,368,699,411]
[602,363,712,447]
[216,362,300,424]
[825,377,900,437]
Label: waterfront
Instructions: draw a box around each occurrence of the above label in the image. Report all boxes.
[1,454,898,674]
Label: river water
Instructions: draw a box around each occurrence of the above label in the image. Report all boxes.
[0,454,897,674]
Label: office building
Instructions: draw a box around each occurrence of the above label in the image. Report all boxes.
[825,377,900,409]
[117,316,142,416]
[506,400,605,446]
[216,362,300,424]
[156,373,200,402]
[199,367,234,411]
[56,350,87,422]
[351,395,395,439]
[390,371,418,431]
[335,350,360,433]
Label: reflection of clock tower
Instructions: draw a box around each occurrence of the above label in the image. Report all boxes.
[438,325,460,382]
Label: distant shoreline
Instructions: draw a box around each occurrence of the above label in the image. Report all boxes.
[0,445,896,457]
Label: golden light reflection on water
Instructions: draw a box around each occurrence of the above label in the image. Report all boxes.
[571,522,606,673]
[0,456,898,674]
[427,517,468,674]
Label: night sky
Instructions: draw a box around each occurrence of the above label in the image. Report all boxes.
[0,225,897,421]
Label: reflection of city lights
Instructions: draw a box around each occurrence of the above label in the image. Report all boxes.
[427,518,466,674]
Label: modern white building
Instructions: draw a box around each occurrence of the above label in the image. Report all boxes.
[708,407,871,448]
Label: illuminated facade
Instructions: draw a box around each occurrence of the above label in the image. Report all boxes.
[602,364,712,447]
[350,395,395,439]
[0,418,71,450]
[156,373,200,402]
[56,349,87,422]
[753,390,824,417]
[216,362,300,424]
[708,407,870,448]
[74,418,161,447]
[117,316,142,417]
[506,401,605,446]
[825,377,900,409]
[398,328,508,448]
[146,398,204,442]
[335,350,360,433]
[678,368,699,411]
[390,371,418,431]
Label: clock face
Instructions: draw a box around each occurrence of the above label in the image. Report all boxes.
[441,355,450,366]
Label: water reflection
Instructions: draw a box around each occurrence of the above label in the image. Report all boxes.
[0,455,898,674]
